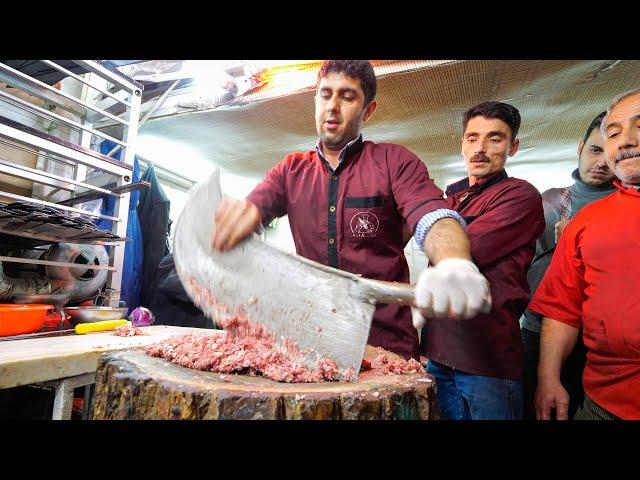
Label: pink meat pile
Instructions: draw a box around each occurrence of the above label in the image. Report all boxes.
[360,354,423,375]
[112,324,147,337]
[144,311,353,383]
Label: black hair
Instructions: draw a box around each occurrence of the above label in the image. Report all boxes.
[463,101,521,140]
[581,111,607,149]
[316,60,377,105]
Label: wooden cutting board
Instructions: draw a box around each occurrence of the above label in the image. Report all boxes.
[91,345,438,420]
[0,325,217,389]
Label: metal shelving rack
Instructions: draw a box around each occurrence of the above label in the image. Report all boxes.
[0,60,142,307]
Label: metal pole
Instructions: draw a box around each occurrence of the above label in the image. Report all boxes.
[104,79,142,307]
[0,62,130,126]
[41,60,133,108]
[106,80,180,158]
[0,89,126,146]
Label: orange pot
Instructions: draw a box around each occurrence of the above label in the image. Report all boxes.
[0,304,57,337]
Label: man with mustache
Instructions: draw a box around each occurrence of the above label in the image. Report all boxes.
[531,88,640,420]
[210,60,491,362]
[417,101,544,419]
[521,112,617,420]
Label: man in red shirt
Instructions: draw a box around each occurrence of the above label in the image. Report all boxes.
[416,102,545,419]
[520,112,617,420]
[530,88,640,420]
[210,60,491,361]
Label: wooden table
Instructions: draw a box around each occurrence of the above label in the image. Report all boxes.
[0,325,212,419]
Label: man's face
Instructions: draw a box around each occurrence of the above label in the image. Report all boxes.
[315,72,376,152]
[462,116,519,183]
[578,127,615,186]
[603,92,640,186]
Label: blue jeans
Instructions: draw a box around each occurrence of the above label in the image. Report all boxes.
[426,360,523,420]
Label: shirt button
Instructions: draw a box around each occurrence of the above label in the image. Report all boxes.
[329,205,336,212]
[332,175,337,181]
[329,238,335,245]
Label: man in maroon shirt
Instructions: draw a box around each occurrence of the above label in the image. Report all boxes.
[210,60,491,361]
[417,102,545,419]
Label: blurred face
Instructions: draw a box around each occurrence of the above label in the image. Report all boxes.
[577,127,615,186]
[462,116,519,185]
[315,72,376,153]
[603,92,640,186]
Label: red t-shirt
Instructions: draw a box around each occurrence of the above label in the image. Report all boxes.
[246,137,450,360]
[529,182,640,419]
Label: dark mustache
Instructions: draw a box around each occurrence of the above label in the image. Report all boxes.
[614,148,640,162]
[471,154,490,162]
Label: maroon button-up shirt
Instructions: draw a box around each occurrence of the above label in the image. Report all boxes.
[421,170,545,379]
[246,136,450,359]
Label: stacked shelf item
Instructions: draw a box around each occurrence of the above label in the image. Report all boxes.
[0,60,143,307]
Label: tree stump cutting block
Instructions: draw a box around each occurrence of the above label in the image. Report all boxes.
[90,345,438,420]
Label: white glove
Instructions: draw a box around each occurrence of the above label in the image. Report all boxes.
[413,258,491,328]
[411,308,426,331]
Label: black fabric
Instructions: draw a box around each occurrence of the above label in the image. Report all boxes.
[406,198,441,222]
[521,327,587,420]
[344,196,384,208]
[148,253,216,329]
[445,169,509,196]
[0,386,55,420]
[328,174,339,268]
[137,164,171,309]
[521,327,540,420]
[315,135,364,270]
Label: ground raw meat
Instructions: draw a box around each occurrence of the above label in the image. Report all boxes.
[359,358,372,372]
[183,274,231,317]
[112,324,147,337]
[144,310,354,383]
[155,275,420,382]
[369,354,423,375]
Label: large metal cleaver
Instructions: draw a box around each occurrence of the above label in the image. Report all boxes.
[173,169,415,382]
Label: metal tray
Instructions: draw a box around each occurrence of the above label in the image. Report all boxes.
[63,306,128,325]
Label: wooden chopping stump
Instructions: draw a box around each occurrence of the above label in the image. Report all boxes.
[90,345,438,420]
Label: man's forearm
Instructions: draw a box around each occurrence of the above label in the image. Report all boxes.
[423,218,472,265]
[538,316,580,382]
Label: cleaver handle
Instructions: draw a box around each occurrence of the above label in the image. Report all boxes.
[358,278,416,306]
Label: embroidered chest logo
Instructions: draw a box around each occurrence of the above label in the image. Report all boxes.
[350,211,380,237]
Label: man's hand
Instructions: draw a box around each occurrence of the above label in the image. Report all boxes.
[535,378,570,420]
[210,197,261,251]
[412,258,491,328]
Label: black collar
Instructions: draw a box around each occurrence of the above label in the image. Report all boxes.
[315,135,364,173]
[446,169,509,196]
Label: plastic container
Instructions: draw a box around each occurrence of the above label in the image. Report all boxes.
[0,304,56,337]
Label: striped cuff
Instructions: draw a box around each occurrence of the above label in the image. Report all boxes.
[413,209,467,250]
